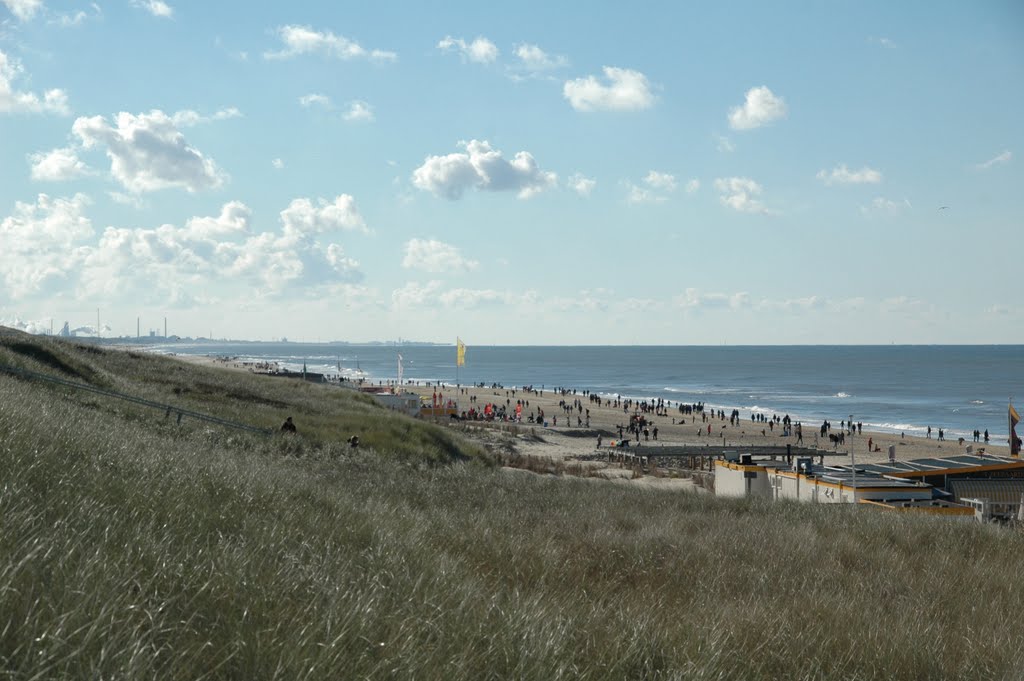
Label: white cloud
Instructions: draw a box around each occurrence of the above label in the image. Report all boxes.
[860,197,912,215]
[975,150,1011,170]
[437,35,498,64]
[0,49,70,115]
[265,25,397,62]
[343,100,374,122]
[279,195,368,236]
[392,281,530,310]
[299,93,331,108]
[675,288,751,310]
[51,4,100,28]
[53,9,86,26]
[513,43,567,71]
[438,287,509,308]
[1,0,42,21]
[2,194,370,304]
[131,0,172,18]
[568,173,596,196]
[28,147,91,181]
[0,193,92,298]
[714,177,770,214]
[71,110,226,193]
[392,280,443,309]
[817,164,882,185]
[716,135,735,153]
[184,200,250,239]
[869,36,896,49]
[402,238,479,273]
[626,170,679,204]
[272,158,284,169]
[412,139,557,200]
[169,107,242,127]
[728,86,787,130]
[626,184,664,204]
[563,66,654,112]
[685,179,700,194]
[643,170,676,191]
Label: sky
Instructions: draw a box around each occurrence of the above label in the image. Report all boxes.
[0,0,1022,345]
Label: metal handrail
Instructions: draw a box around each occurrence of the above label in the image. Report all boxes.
[0,362,273,436]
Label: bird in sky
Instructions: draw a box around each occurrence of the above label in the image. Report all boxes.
[938,206,950,210]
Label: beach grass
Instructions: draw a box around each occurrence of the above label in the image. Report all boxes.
[1,330,1023,679]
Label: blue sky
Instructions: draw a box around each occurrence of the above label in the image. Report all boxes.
[1,0,1021,344]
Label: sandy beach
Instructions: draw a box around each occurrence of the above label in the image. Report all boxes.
[172,351,1010,468]
[400,382,1011,466]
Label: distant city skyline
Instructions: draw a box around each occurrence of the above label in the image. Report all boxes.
[1,1,1021,344]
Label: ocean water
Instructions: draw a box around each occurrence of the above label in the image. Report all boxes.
[151,343,1024,442]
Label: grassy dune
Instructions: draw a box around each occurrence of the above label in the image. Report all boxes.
[1,330,1023,680]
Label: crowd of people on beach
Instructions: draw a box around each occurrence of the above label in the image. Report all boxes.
[296,373,997,453]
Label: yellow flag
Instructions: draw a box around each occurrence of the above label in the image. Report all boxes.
[456,337,466,367]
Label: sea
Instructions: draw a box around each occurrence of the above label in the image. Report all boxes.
[147,343,1024,443]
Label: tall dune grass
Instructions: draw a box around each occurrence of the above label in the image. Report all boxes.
[1,331,1023,679]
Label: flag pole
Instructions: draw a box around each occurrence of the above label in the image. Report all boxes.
[1010,398,1020,458]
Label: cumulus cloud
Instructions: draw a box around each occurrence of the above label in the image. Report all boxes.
[568,173,596,196]
[4,196,371,305]
[513,43,567,71]
[0,49,70,115]
[28,147,91,181]
[265,25,397,62]
[272,158,284,169]
[728,86,786,130]
[71,110,226,193]
[685,179,700,194]
[183,200,250,239]
[402,238,479,273]
[626,170,679,204]
[437,35,499,64]
[714,177,770,214]
[279,195,368,235]
[643,171,676,191]
[563,66,654,112]
[975,150,1011,170]
[299,93,331,108]
[343,100,374,122]
[1,0,42,21]
[412,139,557,200]
[817,164,882,185]
[716,135,735,153]
[0,193,92,298]
[131,0,172,18]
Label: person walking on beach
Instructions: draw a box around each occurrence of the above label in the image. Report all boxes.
[281,416,297,434]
